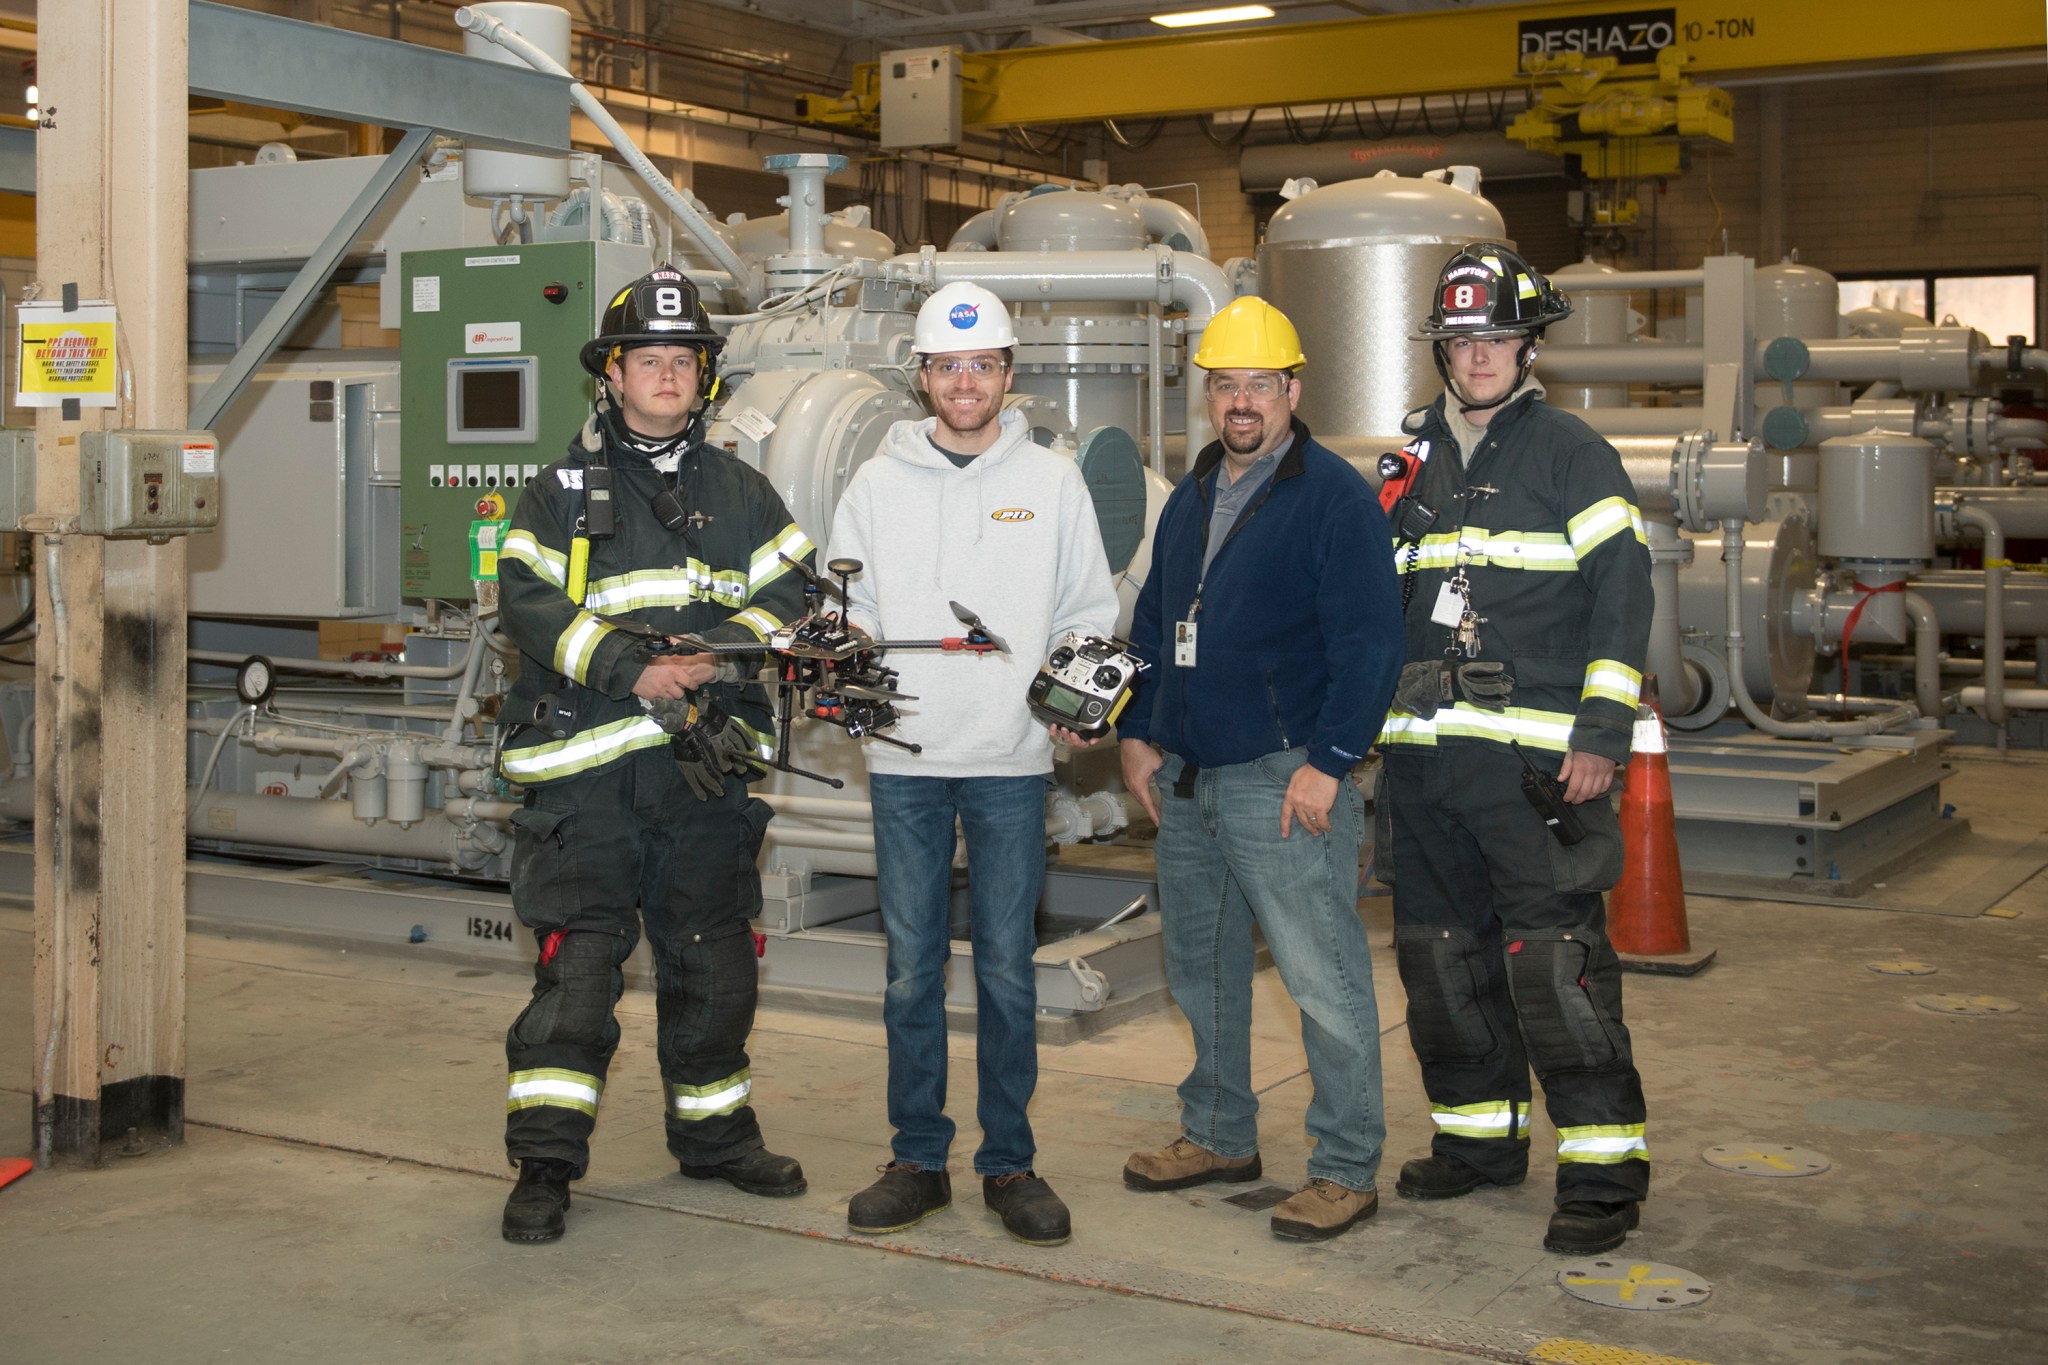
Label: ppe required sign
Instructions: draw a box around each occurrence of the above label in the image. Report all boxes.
[16,301,118,408]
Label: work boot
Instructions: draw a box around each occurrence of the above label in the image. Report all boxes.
[1544,1200,1641,1254]
[1270,1179,1378,1241]
[1122,1136,1262,1191]
[1395,1152,1522,1201]
[501,1158,574,1243]
[678,1145,807,1197]
[848,1161,952,1234]
[983,1172,1072,1247]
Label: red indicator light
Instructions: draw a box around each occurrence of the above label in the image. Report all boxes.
[542,282,568,304]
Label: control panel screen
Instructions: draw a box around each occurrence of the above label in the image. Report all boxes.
[446,357,539,444]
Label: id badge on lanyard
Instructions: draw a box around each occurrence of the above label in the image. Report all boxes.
[1174,619,1198,668]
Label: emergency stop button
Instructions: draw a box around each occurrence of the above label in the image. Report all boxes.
[475,491,507,520]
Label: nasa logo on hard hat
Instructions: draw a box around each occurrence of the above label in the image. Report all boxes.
[949,302,980,329]
[990,507,1035,522]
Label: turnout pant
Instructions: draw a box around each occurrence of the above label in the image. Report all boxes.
[1384,743,1649,1206]
[503,746,775,1174]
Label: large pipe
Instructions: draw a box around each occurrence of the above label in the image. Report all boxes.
[1132,192,1211,258]
[1538,345,1706,383]
[1939,489,2048,538]
[1578,408,1700,436]
[1954,504,2008,725]
[455,5,760,305]
[884,245,1234,456]
[1902,590,1946,719]
[1960,685,2048,711]
[1644,518,1703,717]
[1907,570,2048,636]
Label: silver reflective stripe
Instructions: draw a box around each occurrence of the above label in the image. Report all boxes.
[506,1068,603,1116]
[669,1071,752,1118]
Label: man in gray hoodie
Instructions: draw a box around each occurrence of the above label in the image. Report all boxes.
[826,281,1119,1246]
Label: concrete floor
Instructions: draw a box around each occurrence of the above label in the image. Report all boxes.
[3,746,2046,1364]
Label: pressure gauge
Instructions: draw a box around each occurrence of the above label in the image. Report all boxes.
[234,655,276,707]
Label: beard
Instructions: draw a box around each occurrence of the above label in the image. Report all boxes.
[1220,408,1272,455]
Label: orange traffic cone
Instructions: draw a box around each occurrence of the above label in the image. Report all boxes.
[0,1156,30,1190]
[1609,693,1716,975]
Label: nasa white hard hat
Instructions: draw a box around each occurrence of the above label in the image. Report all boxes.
[913,281,1017,354]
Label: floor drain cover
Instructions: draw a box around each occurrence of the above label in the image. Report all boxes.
[1867,960,1937,975]
[1222,1184,1295,1212]
[1557,1259,1711,1310]
[1914,994,2021,1016]
[1703,1143,1830,1177]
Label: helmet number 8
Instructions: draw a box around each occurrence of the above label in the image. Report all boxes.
[1443,281,1489,312]
[650,285,687,316]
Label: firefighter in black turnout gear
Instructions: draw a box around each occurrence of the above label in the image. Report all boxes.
[1377,243,1656,1256]
[494,266,816,1242]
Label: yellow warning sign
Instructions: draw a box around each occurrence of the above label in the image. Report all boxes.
[16,301,118,408]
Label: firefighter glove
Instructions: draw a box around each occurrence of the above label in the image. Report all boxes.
[672,701,760,801]
[1455,661,1514,712]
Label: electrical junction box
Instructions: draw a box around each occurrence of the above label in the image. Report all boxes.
[399,239,651,600]
[79,429,220,538]
[0,429,34,530]
[880,45,962,149]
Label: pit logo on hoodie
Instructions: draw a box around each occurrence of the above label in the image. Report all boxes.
[990,507,1035,522]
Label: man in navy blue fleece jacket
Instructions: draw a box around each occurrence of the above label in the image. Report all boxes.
[1117,297,1402,1242]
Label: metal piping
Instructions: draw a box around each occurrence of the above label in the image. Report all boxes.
[1721,524,1913,736]
[1954,504,2008,725]
[1959,685,2048,711]
[1537,345,1706,383]
[1939,489,2048,538]
[1902,590,1946,719]
[882,244,1234,456]
[454,5,760,305]
[1643,518,1703,717]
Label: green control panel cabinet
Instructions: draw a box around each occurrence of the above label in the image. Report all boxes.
[398,240,650,600]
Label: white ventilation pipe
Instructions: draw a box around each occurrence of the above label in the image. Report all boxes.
[455,5,760,305]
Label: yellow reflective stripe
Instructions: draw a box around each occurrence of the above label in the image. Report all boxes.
[1557,1122,1648,1164]
[749,524,812,592]
[507,1067,603,1117]
[502,715,671,781]
[1567,496,1649,556]
[668,1069,752,1118]
[585,563,746,612]
[1391,530,1577,572]
[1583,659,1643,708]
[1431,1100,1530,1139]
[737,717,776,760]
[1392,533,1468,575]
[554,610,614,678]
[1378,704,1575,751]
[500,529,568,588]
[730,606,783,641]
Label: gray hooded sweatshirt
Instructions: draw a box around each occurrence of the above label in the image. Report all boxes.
[826,408,1119,777]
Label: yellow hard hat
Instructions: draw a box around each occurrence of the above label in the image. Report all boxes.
[1192,296,1306,371]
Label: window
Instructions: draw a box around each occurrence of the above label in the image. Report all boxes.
[1838,270,2037,344]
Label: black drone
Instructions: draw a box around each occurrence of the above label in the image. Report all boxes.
[621,554,1006,789]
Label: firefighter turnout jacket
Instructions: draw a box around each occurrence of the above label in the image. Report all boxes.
[1379,390,1652,763]
[497,427,814,784]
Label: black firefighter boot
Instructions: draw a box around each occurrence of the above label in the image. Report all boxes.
[1544,1200,1641,1255]
[679,1145,808,1197]
[502,1158,575,1243]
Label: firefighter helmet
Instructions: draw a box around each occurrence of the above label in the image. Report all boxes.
[1415,242,1572,340]
[578,265,725,387]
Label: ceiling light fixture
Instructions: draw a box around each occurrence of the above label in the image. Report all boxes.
[1150,5,1276,29]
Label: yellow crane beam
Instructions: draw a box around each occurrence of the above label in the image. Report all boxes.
[804,0,2044,131]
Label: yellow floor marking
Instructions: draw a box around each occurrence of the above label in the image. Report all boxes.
[1531,1335,1719,1364]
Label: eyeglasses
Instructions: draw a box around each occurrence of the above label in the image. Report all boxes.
[1205,373,1290,400]
[924,356,1008,378]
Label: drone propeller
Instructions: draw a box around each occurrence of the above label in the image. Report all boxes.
[948,601,1008,654]
[837,681,915,702]
[779,551,848,606]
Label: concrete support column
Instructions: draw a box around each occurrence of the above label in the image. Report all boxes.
[32,0,190,1165]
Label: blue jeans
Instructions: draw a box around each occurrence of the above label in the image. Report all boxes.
[1155,749,1385,1190]
[869,772,1048,1176]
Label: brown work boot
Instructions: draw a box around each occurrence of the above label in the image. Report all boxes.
[1122,1136,1262,1191]
[1270,1178,1378,1241]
